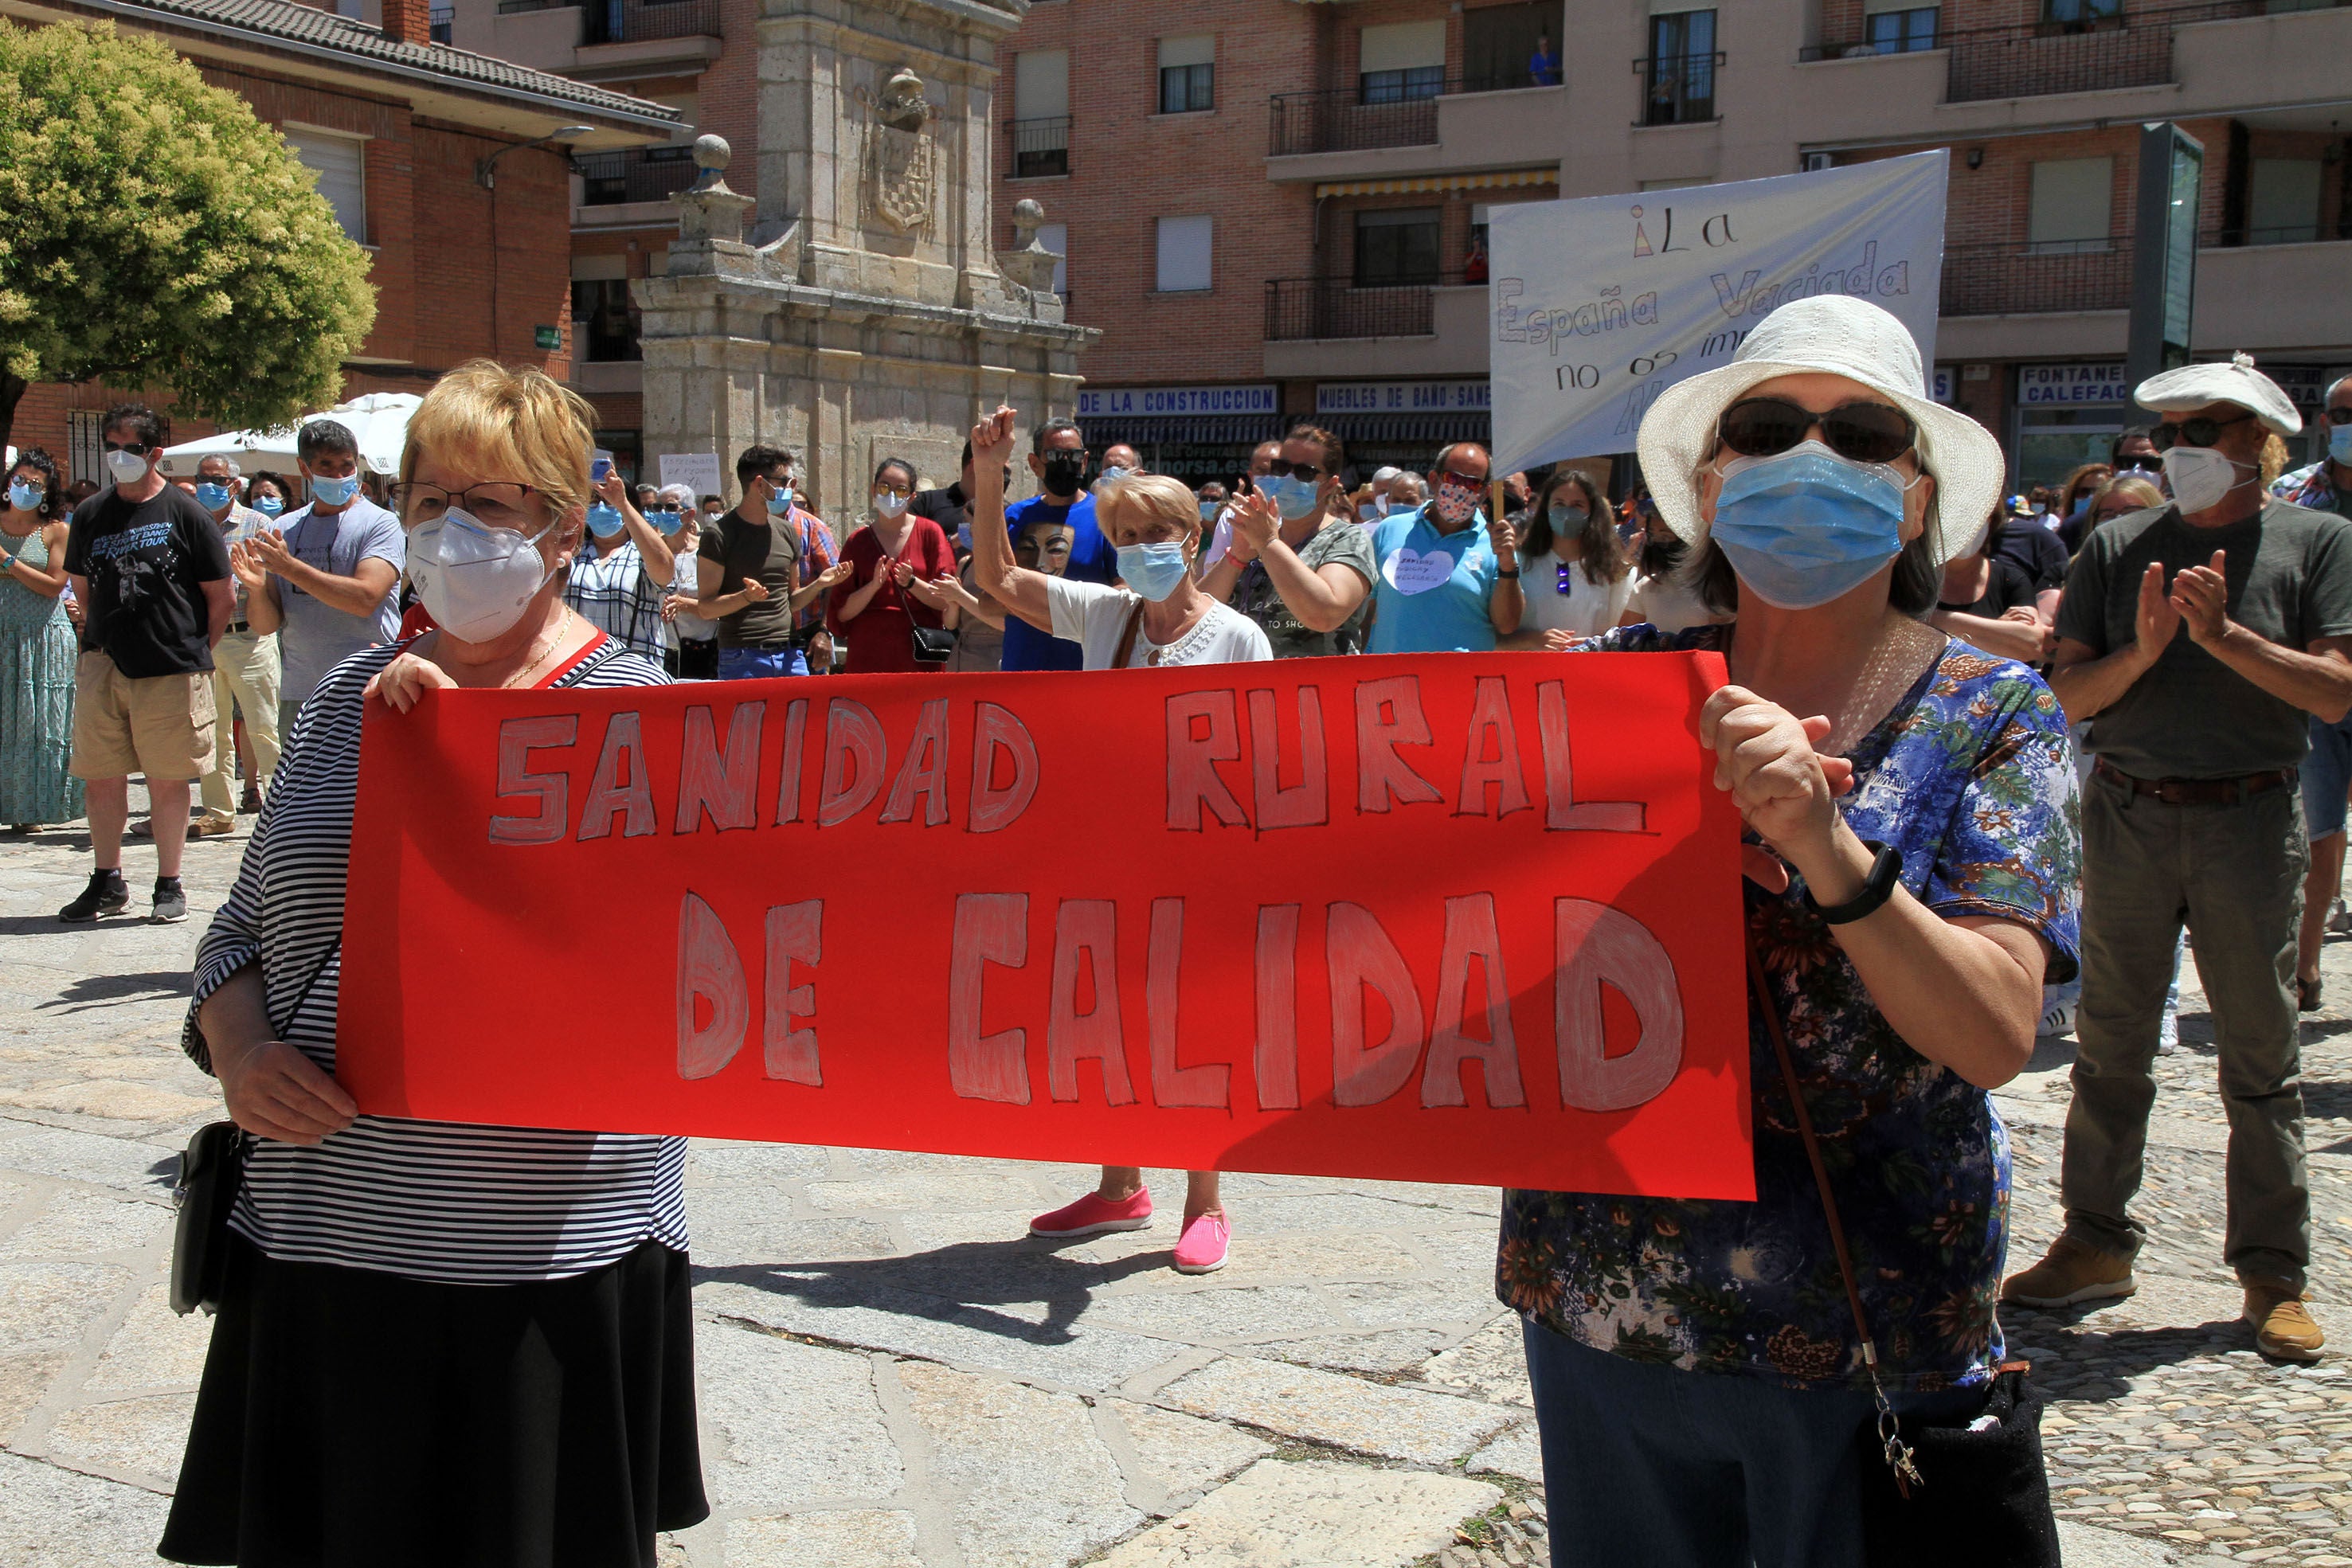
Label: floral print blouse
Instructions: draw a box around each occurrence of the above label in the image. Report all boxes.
[1498,623,2082,1392]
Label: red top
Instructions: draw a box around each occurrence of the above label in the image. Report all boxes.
[826,516,955,675]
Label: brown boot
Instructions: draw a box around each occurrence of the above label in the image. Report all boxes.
[2002,1236,2137,1308]
[2245,1283,2325,1363]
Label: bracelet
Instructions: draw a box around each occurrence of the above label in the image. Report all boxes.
[1495,569,1520,580]
[1803,840,1902,925]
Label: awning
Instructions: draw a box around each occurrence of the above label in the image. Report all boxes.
[1082,414,1287,448]
[1313,168,1558,200]
[1320,411,1493,446]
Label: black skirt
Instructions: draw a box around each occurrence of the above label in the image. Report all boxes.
[159,1234,708,1568]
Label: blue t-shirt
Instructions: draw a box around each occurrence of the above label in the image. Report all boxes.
[1365,504,1501,655]
[1002,492,1113,672]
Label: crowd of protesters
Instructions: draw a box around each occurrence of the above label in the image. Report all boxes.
[16,287,2351,1566]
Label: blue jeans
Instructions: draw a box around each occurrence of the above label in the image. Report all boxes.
[715,645,808,680]
[1521,1321,1981,1568]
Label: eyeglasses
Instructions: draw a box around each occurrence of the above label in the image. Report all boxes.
[2150,412,2256,452]
[2326,407,2352,427]
[387,481,539,527]
[1260,461,1325,484]
[1717,397,1916,465]
[1437,468,1486,490]
[875,483,914,499]
[101,441,151,456]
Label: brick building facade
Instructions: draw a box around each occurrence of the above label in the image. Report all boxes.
[2,0,676,487]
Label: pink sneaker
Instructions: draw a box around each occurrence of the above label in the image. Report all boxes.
[1029,1188,1154,1238]
[1173,1210,1230,1274]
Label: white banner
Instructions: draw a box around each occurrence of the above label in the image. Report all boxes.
[659,452,726,501]
[1488,151,1948,475]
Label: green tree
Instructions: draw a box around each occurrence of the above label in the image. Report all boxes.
[0,19,376,456]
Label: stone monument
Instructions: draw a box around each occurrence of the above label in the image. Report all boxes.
[633,0,1094,518]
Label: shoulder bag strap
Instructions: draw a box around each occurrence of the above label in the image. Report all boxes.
[1743,924,1923,1492]
[1111,599,1147,670]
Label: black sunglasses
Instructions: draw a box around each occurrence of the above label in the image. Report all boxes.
[2150,412,2256,451]
[2326,407,2352,427]
[102,440,152,456]
[1718,397,1916,465]
[1261,460,1325,483]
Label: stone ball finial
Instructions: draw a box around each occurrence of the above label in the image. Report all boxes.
[1013,197,1044,223]
[693,134,731,172]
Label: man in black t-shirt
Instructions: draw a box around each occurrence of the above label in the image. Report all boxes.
[59,404,233,925]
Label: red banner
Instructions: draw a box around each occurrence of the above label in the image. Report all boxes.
[339,652,1753,1199]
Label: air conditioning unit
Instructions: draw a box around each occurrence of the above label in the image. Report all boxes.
[1802,151,1833,173]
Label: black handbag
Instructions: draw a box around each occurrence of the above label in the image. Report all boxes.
[1743,934,2061,1568]
[909,616,956,664]
[169,934,342,1317]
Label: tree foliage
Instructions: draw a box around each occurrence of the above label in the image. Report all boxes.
[0,18,377,451]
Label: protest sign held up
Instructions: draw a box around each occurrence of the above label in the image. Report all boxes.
[1487,150,1949,475]
[337,655,1755,1200]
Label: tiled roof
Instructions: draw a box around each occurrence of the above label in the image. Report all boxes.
[83,0,684,126]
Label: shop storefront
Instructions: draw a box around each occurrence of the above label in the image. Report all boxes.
[1073,384,1284,485]
[1313,380,1491,480]
[2013,362,2131,489]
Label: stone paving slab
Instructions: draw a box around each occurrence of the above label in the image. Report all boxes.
[1094,1460,1501,1568]
[1156,1355,1518,1465]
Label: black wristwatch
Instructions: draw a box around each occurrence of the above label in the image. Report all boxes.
[1495,568,1520,579]
[1803,840,1902,925]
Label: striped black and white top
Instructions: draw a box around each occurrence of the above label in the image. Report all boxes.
[563,539,670,663]
[184,633,690,1284]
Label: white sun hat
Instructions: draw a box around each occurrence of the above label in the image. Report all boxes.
[1634,294,2006,569]
[2134,351,2303,436]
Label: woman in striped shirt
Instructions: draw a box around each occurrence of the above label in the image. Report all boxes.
[162,362,706,1568]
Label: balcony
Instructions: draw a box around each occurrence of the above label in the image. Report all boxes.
[1008,115,1070,180]
[1261,276,1489,378]
[429,3,452,41]
[576,145,696,206]
[1637,50,1721,126]
[581,0,720,45]
[1265,69,1561,158]
[1939,238,2134,315]
[1265,274,1471,342]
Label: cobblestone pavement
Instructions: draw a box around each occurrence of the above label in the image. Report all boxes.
[0,797,2273,1566]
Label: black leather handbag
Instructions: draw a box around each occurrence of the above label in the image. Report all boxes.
[169,936,342,1317]
[1744,935,2060,1568]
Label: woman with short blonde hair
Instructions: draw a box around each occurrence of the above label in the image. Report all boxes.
[162,360,706,1566]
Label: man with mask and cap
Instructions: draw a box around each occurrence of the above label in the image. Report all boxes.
[191,454,280,837]
[233,418,404,742]
[2009,353,2352,1363]
[58,404,234,924]
[996,418,1116,671]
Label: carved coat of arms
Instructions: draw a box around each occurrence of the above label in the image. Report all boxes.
[865,68,936,236]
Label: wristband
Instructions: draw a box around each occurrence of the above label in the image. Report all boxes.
[1803,840,1901,925]
[1495,569,1520,580]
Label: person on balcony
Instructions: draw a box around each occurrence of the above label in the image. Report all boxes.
[1528,31,1560,85]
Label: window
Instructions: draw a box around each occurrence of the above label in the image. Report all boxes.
[1156,215,1213,292]
[2027,156,2114,252]
[1862,0,1939,52]
[571,280,640,362]
[1012,50,1070,177]
[1353,207,1441,286]
[1644,10,1716,126]
[1462,2,1558,92]
[1158,36,1214,114]
[1035,221,1068,295]
[284,126,367,244]
[2042,0,2121,26]
[1360,21,1446,104]
[2248,158,2325,244]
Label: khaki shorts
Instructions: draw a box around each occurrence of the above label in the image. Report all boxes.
[72,651,217,782]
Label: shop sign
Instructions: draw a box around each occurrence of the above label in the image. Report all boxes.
[2018,362,2127,406]
[1316,381,1492,416]
[1931,366,1955,405]
[1077,385,1279,418]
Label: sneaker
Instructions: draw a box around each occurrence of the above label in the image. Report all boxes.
[60,870,131,923]
[1029,1188,1154,1239]
[2246,1283,2325,1362]
[151,878,189,925]
[1172,1210,1231,1275]
[2330,900,2350,936]
[2001,1237,2137,1308]
[2037,995,2077,1038]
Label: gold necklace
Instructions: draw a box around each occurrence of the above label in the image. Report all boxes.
[504,608,574,690]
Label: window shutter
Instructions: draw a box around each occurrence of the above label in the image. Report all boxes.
[1016,51,1070,119]
[287,128,367,244]
[1359,21,1445,73]
[1157,34,1214,68]
[1156,216,1213,292]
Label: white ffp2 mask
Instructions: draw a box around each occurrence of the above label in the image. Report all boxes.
[2161,445,2249,514]
[405,506,558,643]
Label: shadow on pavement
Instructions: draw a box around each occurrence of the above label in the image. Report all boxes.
[2006,1305,2248,1397]
[695,1238,1173,1347]
[33,970,192,1012]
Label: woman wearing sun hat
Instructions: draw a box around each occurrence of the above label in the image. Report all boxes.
[1495,294,2081,1563]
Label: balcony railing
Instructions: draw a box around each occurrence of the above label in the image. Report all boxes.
[1007,115,1070,179]
[1264,272,1470,342]
[585,0,721,44]
[1636,51,1722,126]
[1266,74,1558,157]
[1947,0,2260,101]
[1939,238,2135,315]
[429,4,452,40]
[575,145,697,205]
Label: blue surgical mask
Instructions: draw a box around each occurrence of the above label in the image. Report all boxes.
[1260,473,1320,522]
[194,482,233,511]
[649,506,684,534]
[309,473,358,508]
[2332,424,2352,466]
[1548,503,1588,530]
[1198,500,1220,523]
[1116,541,1192,602]
[765,485,792,517]
[585,502,626,538]
[1707,441,1912,612]
[254,495,284,518]
[8,480,42,512]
